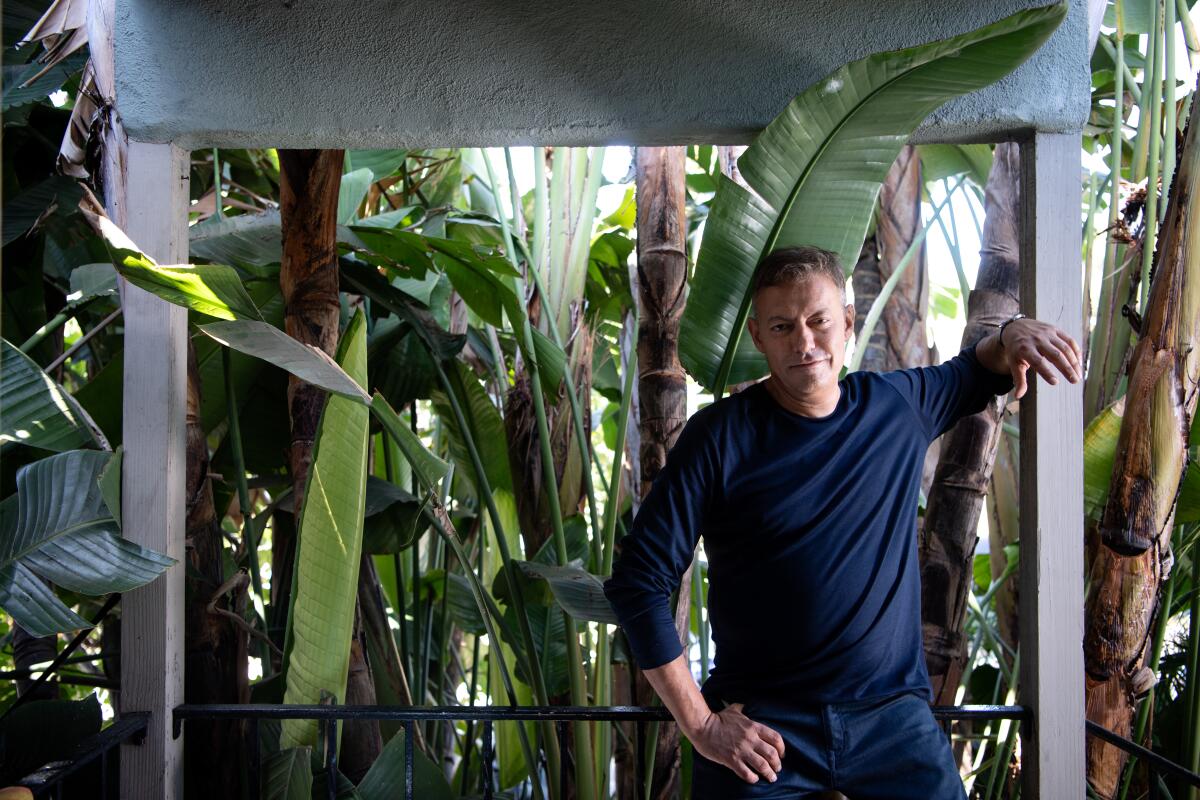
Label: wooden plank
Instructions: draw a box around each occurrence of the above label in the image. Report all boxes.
[1017,131,1085,798]
[118,141,189,800]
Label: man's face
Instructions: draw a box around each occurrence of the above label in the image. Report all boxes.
[747,275,855,397]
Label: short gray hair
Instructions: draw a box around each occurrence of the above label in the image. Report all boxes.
[748,246,846,318]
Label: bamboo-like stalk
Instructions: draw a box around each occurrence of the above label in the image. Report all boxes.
[1083,169,1100,362]
[1100,35,1145,105]
[1133,15,1159,184]
[1087,9,1134,423]
[595,309,638,797]
[626,146,692,800]
[1163,0,1178,216]
[1140,0,1166,313]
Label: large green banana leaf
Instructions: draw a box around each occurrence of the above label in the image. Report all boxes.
[114,255,264,322]
[917,144,994,191]
[261,746,312,800]
[355,726,453,800]
[198,320,369,405]
[83,216,373,408]
[678,4,1066,393]
[0,450,174,636]
[1,338,107,451]
[280,310,370,749]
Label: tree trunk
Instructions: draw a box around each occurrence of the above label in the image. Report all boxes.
[1084,97,1200,798]
[920,142,1021,704]
[273,148,343,618]
[852,146,940,492]
[278,149,344,509]
[183,341,249,798]
[987,431,1020,653]
[853,146,934,373]
[276,149,383,774]
[615,146,690,800]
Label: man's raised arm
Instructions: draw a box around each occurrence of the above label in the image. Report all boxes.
[975,315,1082,398]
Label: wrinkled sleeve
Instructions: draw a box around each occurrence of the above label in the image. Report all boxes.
[880,342,1015,439]
[602,410,721,670]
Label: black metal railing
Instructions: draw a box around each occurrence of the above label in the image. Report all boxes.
[1086,719,1200,797]
[15,711,147,799]
[22,704,1197,798]
[172,702,1028,800]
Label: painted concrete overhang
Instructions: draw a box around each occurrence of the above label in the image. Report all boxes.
[115,0,1090,149]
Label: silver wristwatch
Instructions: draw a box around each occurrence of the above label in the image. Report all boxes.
[996,312,1027,348]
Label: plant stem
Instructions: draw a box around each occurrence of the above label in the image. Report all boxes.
[1163,0,1178,218]
[1187,527,1200,800]
[493,148,604,570]
[20,309,79,355]
[1134,12,1159,183]
[1100,35,1144,105]
[1088,15,1129,422]
[1140,0,1166,314]
[430,359,558,797]
[44,307,122,373]
[423,504,545,800]
[213,148,224,220]
[222,347,271,675]
[934,177,971,307]
[594,308,638,795]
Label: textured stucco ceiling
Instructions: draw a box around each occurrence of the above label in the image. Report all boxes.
[114,0,1089,148]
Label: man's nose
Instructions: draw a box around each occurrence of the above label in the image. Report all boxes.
[792,325,814,352]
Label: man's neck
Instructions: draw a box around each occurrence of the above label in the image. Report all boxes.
[763,375,841,418]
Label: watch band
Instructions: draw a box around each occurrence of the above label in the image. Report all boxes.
[997,312,1027,348]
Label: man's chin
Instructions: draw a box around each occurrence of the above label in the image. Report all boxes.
[778,362,834,389]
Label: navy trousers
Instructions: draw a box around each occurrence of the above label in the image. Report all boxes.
[691,690,966,799]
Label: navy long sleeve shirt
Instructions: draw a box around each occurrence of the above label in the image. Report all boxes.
[602,343,1014,707]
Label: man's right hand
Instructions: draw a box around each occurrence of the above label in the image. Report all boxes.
[688,702,786,784]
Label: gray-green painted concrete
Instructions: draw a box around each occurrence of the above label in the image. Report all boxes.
[115,0,1088,148]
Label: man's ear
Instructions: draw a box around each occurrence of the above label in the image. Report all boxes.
[843,302,855,341]
[748,316,764,353]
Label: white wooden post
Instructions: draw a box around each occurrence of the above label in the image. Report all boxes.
[1017,131,1085,798]
[119,141,189,799]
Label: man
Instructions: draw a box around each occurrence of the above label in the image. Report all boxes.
[602,246,1081,799]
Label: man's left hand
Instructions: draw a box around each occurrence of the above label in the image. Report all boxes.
[980,317,1082,399]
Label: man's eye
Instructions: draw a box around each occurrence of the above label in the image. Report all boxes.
[772,325,788,332]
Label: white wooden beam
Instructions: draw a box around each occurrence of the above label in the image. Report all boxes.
[119,141,189,800]
[1017,131,1085,798]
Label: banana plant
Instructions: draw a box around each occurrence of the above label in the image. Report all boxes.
[677,3,1067,397]
[0,448,173,637]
